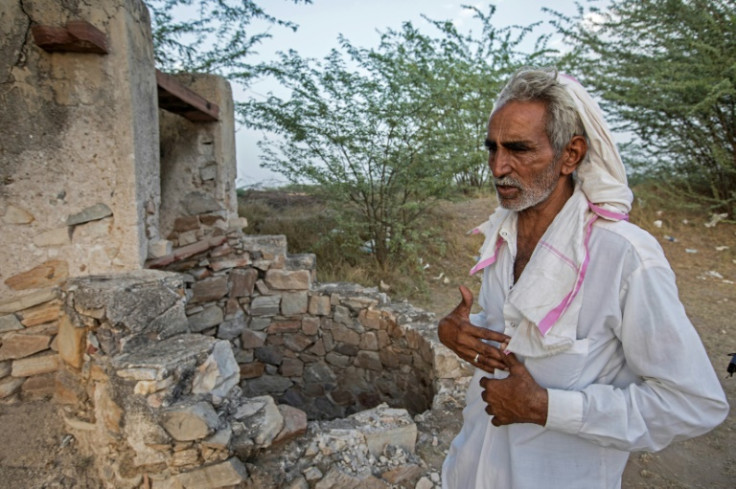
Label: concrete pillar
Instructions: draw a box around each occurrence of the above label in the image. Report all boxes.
[0,0,159,301]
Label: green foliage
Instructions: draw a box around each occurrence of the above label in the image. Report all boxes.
[551,0,736,214]
[241,6,551,268]
[145,0,310,81]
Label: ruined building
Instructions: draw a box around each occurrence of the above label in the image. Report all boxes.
[0,1,470,488]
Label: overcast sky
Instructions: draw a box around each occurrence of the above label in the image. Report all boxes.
[235,1,590,188]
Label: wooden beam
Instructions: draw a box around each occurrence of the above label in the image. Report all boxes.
[32,21,108,54]
[156,70,220,122]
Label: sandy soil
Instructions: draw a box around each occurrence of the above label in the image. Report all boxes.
[0,193,733,489]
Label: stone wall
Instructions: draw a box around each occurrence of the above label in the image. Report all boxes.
[0,0,160,303]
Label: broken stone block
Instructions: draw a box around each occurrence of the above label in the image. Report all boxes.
[191,340,239,398]
[232,395,284,447]
[273,404,307,445]
[162,401,220,441]
[249,295,281,316]
[11,352,59,377]
[265,269,311,290]
[5,260,69,291]
[57,315,85,369]
[203,426,232,449]
[0,287,58,315]
[188,305,223,333]
[176,458,248,489]
[66,203,112,226]
[0,376,25,398]
[352,405,417,456]
[0,334,51,361]
[0,314,23,333]
[308,295,331,316]
[190,276,228,303]
[229,268,258,297]
[281,291,309,316]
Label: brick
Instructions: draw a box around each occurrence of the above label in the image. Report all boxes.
[283,334,312,353]
[267,320,300,334]
[0,288,59,315]
[191,276,228,303]
[239,362,265,379]
[355,351,382,371]
[240,330,266,349]
[301,316,320,336]
[308,295,331,316]
[281,292,308,316]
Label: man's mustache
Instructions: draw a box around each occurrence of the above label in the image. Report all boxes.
[494,177,522,188]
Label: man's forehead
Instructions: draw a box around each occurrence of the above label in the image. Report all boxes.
[487,100,547,140]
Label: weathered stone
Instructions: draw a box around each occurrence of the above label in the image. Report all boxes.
[0,361,10,378]
[19,301,60,327]
[0,287,58,314]
[94,382,124,435]
[379,349,400,368]
[148,239,173,258]
[254,346,283,365]
[281,291,309,316]
[0,334,51,361]
[232,395,284,447]
[210,255,251,272]
[268,320,300,334]
[239,235,287,259]
[115,334,218,381]
[325,352,352,368]
[242,375,292,397]
[303,467,323,482]
[182,192,222,215]
[356,351,382,371]
[331,323,361,346]
[203,426,232,449]
[304,363,336,385]
[279,357,304,377]
[283,333,312,353]
[359,309,383,330]
[273,404,307,445]
[188,305,224,333]
[333,305,351,325]
[301,316,320,335]
[230,268,258,297]
[352,405,417,456]
[33,227,70,247]
[250,295,280,316]
[434,345,472,379]
[241,329,267,349]
[240,362,265,379]
[315,468,388,489]
[57,315,85,369]
[0,314,23,333]
[5,259,68,291]
[415,476,434,489]
[264,269,311,290]
[381,464,422,484]
[285,476,309,489]
[174,216,201,232]
[172,448,200,467]
[359,331,378,351]
[0,376,25,398]
[308,295,331,316]
[249,316,271,331]
[3,205,34,224]
[217,312,246,340]
[162,401,220,441]
[176,458,248,489]
[134,376,175,396]
[335,343,359,356]
[192,340,239,398]
[66,203,112,226]
[191,276,228,303]
[11,352,59,377]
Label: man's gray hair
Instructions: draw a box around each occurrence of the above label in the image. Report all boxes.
[493,67,586,157]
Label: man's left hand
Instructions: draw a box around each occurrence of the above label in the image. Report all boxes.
[480,353,548,427]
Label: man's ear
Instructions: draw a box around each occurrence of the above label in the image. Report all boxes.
[561,135,587,176]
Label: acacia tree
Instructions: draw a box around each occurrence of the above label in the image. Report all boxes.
[551,0,736,214]
[242,6,550,268]
[145,0,310,80]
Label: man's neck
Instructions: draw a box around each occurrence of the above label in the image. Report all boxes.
[513,177,575,282]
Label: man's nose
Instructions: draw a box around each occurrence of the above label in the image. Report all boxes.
[489,149,510,178]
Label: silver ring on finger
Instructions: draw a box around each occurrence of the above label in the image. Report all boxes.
[474,353,480,363]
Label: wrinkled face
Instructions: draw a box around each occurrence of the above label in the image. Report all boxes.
[486,100,562,211]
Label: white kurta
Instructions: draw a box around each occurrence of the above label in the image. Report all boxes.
[442,209,729,489]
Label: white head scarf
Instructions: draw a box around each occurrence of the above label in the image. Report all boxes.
[558,73,633,215]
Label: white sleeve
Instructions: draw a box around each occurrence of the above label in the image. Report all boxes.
[545,265,729,452]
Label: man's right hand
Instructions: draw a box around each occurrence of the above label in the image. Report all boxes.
[438,285,511,373]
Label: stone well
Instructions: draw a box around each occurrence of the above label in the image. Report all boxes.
[53,223,471,488]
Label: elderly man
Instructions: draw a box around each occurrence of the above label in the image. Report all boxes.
[439,68,729,489]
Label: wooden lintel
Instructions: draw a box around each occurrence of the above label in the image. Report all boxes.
[156,70,220,122]
[32,21,108,55]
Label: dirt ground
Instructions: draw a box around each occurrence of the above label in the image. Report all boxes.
[0,193,733,489]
